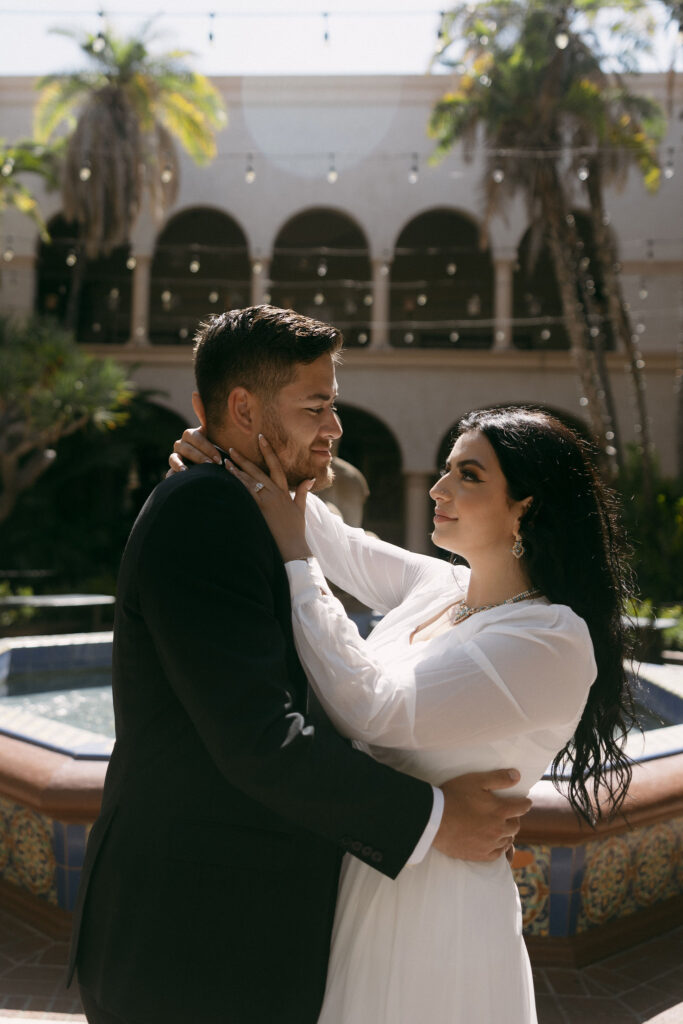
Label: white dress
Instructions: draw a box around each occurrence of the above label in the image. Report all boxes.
[288,495,597,1024]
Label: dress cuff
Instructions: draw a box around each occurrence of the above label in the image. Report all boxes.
[285,556,330,605]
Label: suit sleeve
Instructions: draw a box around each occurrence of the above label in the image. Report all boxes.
[136,471,433,878]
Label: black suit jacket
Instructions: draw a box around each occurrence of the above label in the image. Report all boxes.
[68,465,433,1024]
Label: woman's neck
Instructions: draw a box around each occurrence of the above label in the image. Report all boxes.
[464,559,534,609]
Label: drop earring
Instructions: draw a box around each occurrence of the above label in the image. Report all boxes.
[512,535,524,559]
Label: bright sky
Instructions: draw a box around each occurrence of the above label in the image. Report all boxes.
[0,0,679,77]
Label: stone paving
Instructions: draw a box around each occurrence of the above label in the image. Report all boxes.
[1,906,682,1022]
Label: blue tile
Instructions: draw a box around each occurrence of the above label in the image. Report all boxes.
[52,821,67,866]
[66,869,82,911]
[550,847,574,892]
[64,824,87,869]
[55,864,68,909]
[568,889,582,935]
[549,892,571,936]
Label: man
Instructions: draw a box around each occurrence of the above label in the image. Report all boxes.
[69,306,530,1024]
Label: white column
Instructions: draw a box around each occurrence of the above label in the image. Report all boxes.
[369,258,391,349]
[493,254,515,350]
[250,257,271,306]
[130,252,152,346]
[404,472,433,555]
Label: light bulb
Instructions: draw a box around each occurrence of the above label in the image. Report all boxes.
[540,329,551,341]
[492,167,504,183]
[664,165,675,180]
[92,33,106,53]
[317,261,328,277]
[555,31,569,49]
[209,291,219,303]
[363,294,373,307]
[327,167,338,184]
[1,160,13,177]
[358,332,368,345]
[189,259,200,274]
[66,252,77,267]
[160,166,173,184]
[126,256,137,270]
[161,290,172,304]
[245,166,256,184]
[446,262,457,276]
[253,260,263,275]
[2,247,14,263]
[577,163,589,181]
[404,332,415,344]
[79,165,92,181]
[314,292,325,305]
[449,331,459,343]
[416,294,427,306]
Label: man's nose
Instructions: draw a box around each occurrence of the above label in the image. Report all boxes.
[322,409,343,439]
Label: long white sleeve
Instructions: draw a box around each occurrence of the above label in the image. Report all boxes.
[285,558,596,751]
[304,494,460,613]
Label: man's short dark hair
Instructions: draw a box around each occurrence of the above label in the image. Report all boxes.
[193,305,343,432]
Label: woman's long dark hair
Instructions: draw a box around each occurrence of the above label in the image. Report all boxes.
[455,406,637,824]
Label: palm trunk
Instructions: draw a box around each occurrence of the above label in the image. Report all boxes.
[538,165,607,449]
[585,162,654,498]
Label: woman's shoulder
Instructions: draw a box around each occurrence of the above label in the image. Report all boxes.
[492,599,590,636]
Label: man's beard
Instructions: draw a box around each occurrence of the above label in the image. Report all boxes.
[261,408,335,491]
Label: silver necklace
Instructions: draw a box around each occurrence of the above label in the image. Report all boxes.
[449,586,542,625]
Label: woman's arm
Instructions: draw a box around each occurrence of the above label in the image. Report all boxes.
[287,557,597,750]
[305,494,459,614]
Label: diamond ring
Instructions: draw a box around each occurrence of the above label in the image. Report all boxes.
[254,482,265,494]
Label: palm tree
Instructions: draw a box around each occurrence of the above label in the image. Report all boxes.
[429,0,664,487]
[0,138,61,239]
[34,21,226,265]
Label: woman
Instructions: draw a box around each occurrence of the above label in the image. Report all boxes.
[171,406,635,1023]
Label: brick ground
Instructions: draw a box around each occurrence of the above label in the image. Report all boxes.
[1,906,681,1022]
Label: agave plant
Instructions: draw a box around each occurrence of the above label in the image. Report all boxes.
[429,0,665,487]
[34,21,227,258]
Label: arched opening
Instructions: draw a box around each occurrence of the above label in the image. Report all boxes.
[149,207,251,345]
[513,212,616,351]
[335,404,404,545]
[35,213,132,343]
[270,209,372,348]
[390,208,493,348]
[0,399,190,589]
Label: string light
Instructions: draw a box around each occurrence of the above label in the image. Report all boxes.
[208,11,215,44]
[252,259,263,274]
[404,332,415,344]
[126,256,137,270]
[1,157,14,177]
[638,278,648,300]
[446,262,457,275]
[245,154,256,184]
[322,11,330,43]
[79,164,92,181]
[317,259,328,277]
[408,153,419,184]
[314,291,325,304]
[327,154,338,184]
[492,167,504,183]
[189,258,201,273]
[554,29,569,49]
[449,331,459,343]
[160,166,173,184]
[577,161,589,181]
[65,251,77,267]
[416,293,427,306]
[208,290,219,303]
[664,147,675,180]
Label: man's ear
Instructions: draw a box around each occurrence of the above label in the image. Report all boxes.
[192,391,207,430]
[227,386,260,436]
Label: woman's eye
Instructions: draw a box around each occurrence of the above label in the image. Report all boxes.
[461,469,478,482]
